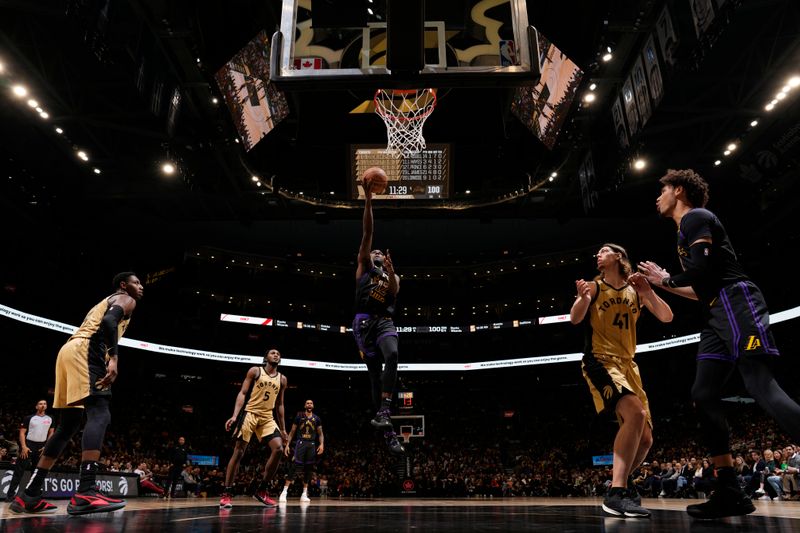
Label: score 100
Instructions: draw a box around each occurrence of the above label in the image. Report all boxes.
[386,184,443,196]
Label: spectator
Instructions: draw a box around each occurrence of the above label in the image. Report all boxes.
[782,445,800,500]
[134,462,165,497]
[733,455,751,490]
[181,465,198,497]
[693,458,715,496]
[767,449,785,499]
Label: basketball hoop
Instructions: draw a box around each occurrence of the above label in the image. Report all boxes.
[374,88,437,158]
[400,430,413,444]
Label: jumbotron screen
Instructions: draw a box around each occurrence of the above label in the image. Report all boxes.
[350,144,451,200]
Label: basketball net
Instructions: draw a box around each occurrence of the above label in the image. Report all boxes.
[400,430,413,444]
[374,88,437,158]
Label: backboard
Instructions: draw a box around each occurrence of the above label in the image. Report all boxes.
[392,414,425,442]
[270,0,540,89]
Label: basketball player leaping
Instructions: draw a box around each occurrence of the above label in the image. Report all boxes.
[219,348,288,509]
[352,178,405,455]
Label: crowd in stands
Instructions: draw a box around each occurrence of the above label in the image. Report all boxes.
[3,380,799,501]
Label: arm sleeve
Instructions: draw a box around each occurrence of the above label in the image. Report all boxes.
[665,211,713,288]
[100,305,125,356]
[666,242,712,288]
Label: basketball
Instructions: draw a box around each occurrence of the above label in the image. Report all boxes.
[363,167,388,194]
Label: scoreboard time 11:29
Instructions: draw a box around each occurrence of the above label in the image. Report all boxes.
[352,144,451,200]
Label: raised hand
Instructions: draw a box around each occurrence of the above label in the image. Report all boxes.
[637,261,670,285]
[575,279,591,300]
[627,272,653,294]
[384,249,395,274]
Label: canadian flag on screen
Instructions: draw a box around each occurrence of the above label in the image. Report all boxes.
[294,57,322,70]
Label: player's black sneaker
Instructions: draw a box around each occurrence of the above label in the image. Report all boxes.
[602,491,650,518]
[66,489,126,516]
[686,486,755,520]
[384,431,406,455]
[9,493,58,514]
[371,408,393,429]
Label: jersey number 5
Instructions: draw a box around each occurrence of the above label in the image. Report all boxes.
[263,391,271,401]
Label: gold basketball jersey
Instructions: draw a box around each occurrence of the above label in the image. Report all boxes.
[587,280,641,360]
[245,368,281,418]
[69,296,131,343]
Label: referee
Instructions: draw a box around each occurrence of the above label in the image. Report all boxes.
[5,400,53,502]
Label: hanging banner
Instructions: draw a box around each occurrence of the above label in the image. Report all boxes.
[578,150,598,214]
[656,5,679,66]
[611,96,629,148]
[689,0,716,38]
[642,34,664,105]
[622,76,640,136]
[632,56,652,127]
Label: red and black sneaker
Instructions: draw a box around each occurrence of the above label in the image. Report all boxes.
[219,494,233,509]
[253,490,277,507]
[9,493,58,514]
[67,489,126,516]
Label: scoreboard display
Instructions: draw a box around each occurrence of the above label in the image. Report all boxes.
[351,144,451,200]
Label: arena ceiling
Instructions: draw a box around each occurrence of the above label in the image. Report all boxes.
[1,0,799,262]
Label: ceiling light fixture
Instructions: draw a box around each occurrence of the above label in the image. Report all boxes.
[633,159,646,170]
[12,85,27,97]
[750,120,758,127]
[583,93,596,103]
[77,150,89,161]
[714,160,721,166]
[162,162,175,175]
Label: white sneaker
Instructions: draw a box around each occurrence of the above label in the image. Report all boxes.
[279,491,287,503]
[300,493,311,503]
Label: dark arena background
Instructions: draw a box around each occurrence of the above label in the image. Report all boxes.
[2,0,800,531]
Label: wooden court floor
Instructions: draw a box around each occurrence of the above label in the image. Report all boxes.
[3,496,800,531]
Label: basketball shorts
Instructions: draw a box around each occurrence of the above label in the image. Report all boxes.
[53,337,111,408]
[582,353,653,428]
[293,441,317,465]
[352,314,397,360]
[698,280,780,362]
[234,411,280,443]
